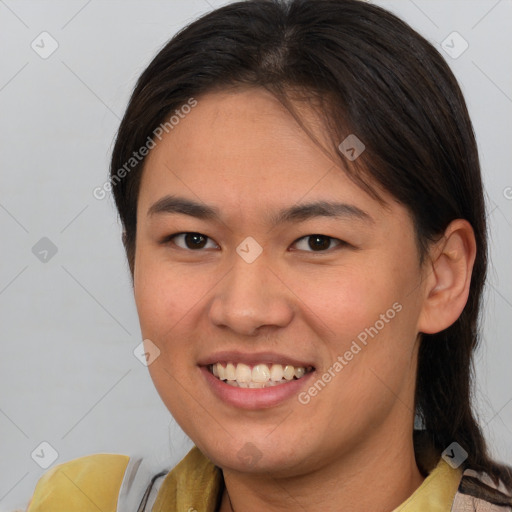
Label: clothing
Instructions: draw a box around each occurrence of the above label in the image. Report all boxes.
[25,446,511,511]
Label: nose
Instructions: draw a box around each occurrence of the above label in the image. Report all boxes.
[208,255,294,336]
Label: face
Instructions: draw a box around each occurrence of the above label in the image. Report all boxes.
[134,88,429,476]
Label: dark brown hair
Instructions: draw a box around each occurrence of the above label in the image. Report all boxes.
[110,0,512,495]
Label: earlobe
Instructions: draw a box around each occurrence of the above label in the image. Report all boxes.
[417,219,476,334]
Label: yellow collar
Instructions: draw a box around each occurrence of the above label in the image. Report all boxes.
[391,457,462,512]
[152,447,222,512]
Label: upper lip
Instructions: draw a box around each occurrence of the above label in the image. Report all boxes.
[197,351,315,368]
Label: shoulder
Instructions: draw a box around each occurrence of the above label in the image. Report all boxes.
[26,453,131,512]
[452,468,512,511]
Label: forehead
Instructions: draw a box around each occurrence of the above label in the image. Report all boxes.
[138,88,396,222]
[157,88,333,179]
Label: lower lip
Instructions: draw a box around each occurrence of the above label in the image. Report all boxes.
[200,366,315,410]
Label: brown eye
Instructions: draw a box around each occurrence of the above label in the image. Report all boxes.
[184,233,207,249]
[170,232,218,250]
[308,235,332,251]
[293,235,343,252]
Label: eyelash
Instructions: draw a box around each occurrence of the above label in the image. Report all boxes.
[162,232,347,253]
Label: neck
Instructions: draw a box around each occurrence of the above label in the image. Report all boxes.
[219,425,425,512]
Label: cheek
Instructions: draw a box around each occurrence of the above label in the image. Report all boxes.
[292,251,421,384]
[290,262,397,344]
[134,266,172,340]
[134,249,206,338]
[133,253,205,422]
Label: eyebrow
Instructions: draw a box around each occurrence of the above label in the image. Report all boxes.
[270,201,373,225]
[148,196,219,220]
[147,195,373,225]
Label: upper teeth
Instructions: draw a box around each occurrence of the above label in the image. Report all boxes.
[211,362,310,387]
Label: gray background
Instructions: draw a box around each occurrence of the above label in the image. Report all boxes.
[0,0,511,510]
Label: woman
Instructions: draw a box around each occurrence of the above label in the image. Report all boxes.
[25,0,512,510]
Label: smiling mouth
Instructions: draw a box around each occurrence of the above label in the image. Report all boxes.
[208,362,315,388]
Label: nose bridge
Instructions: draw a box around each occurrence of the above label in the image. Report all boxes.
[208,252,293,334]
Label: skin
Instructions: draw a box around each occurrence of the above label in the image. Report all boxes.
[133,88,476,511]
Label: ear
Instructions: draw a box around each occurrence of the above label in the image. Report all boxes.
[417,219,476,334]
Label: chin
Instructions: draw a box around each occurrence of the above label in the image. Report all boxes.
[197,434,312,476]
